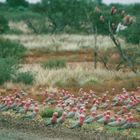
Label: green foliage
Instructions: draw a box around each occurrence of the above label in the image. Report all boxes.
[13,71,34,85]
[0,58,17,85]
[119,22,140,45]
[30,0,123,34]
[6,0,28,8]
[17,6,27,11]
[41,59,66,69]
[40,108,62,118]
[3,9,41,21]
[0,15,9,33]
[0,0,139,36]
[35,0,93,33]
[7,28,23,34]
[0,38,26,59]
[0,38,26,85]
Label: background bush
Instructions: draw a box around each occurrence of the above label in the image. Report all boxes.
[0,58,17,85]
[119,20,140,45]
[0,0,139,35]
[41,59,66,69]
[0,38,26,59]
[0,15,9,33]
[0,38,26,85]
[6,0,28,8]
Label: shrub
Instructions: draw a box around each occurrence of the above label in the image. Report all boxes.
[41,59,66,69]
[0,15,9,33]
[7,28,23,34]
[0,38,26,59]
[6,0,29,8]
[17,6,27,11]
[13,71,34,85]
[119,22,140,45]
[55,79,80,88]
[0,58,17,85]
[40,107,62,118]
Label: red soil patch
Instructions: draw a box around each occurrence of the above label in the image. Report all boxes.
[23,49,94,63]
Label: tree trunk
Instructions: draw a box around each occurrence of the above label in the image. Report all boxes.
[94,26,98,69]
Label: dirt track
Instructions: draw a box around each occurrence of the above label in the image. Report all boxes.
[0,114,136,140]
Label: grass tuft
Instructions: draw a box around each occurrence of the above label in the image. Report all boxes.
[41,59,66,69]
[13,71,34,85]
[40,107,62,118]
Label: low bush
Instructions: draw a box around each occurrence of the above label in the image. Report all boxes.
[41,59,66,69]
[6,0,29,8]
[0,39,26,85]
[13,71,34,85]
[40,107,62,118]
[0,15,9,33]
[0,58,17,85]
[0,38,26,59]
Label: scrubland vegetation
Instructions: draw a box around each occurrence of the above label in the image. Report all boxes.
[0,0,140,140]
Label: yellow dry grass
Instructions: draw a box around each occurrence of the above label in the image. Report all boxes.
[1,34,127,51]
[9,21,32,34]
[18,63,138,87]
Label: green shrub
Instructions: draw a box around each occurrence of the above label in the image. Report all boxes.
[6,0,29,8]
[119,22,140,45]
[0,15,9,33]
[40,107,62,118]
[17,6,27,11]
[56,78,80,88]
[0,58,17,85]
[41,59,66,69]
[0,38,26,59]
[13,71,34,85]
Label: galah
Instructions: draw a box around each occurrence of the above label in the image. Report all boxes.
[99,100,110,109]
[117,106,127,115]
[0,100,12,111]
[84,112,96,124]
[108,118,126,127]
[17,102,30,114]
[46,112,58,126]
[66,108,77,118]
[57,112,67,124]
[95,111,110,121]
[22,105,39,120]
[69,114,85,129]
[90,103,98,112]
[97,114,111,124]
[119,116,134,130]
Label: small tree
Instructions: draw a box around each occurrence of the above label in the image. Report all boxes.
[37,0,92,33]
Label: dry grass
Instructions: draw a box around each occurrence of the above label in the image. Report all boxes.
[9,21,32,34]
[18,63,138,88]
[1,34,127,51]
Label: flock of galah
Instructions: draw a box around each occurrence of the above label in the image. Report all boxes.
[0,87,140,130]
